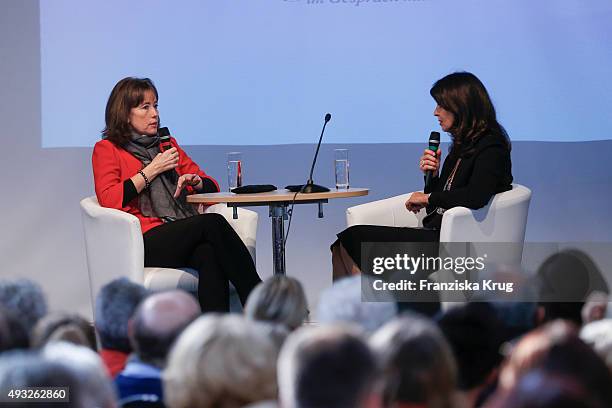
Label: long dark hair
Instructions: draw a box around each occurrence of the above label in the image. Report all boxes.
[102,77,158,146]
[430,72,510,157]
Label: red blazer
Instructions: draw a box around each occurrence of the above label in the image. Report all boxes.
[92,137,219,234]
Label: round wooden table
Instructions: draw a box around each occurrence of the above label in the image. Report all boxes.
[187,188,369,274]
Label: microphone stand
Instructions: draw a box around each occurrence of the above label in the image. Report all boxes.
[289,114,331,193]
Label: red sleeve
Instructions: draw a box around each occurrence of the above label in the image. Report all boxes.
[92,140,128,210]
[171,137,220,193]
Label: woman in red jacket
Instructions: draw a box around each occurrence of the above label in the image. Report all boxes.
[92,77,261,313]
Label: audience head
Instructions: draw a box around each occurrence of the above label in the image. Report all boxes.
[0,278,48,334]
[245,275,309,331]
[278,325,380,408]
[129,289,200,367]
[580,319,612,373]
[536,249,609,326]
[437,302,504,391]
[95,277,148,352]
[317,275,397,334]
[0,306,30,352]
[103,76,159,145]
[43,342,117,408]
[164,314,285,408]
[370,313,458,408]
[0,351,84,406]
[487,370,605,408]
[31,313,96,350]
[499,320,612,407]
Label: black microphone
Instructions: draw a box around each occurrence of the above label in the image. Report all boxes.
[425,131,440,187]
[158,127,172,152]
[286,113,332,193]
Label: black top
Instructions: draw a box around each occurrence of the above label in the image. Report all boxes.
[423,132,513,229]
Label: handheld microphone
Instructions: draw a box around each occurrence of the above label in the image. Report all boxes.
[286,113,332,193]
[425,131,440,187]
[158,127,172,152]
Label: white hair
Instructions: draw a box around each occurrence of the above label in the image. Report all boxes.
[43,342,117,408]
[317,275,397,333]
[580,318,612,372]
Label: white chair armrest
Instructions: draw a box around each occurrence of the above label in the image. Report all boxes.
[439,184,532,243]
[346,192,425,228]
[204,203,258,262]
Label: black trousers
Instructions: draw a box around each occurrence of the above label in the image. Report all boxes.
[333,224,441,316]
[143,213,261,313]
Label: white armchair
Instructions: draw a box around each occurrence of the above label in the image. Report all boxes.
[346,184,531,263]
[79,196,257,311]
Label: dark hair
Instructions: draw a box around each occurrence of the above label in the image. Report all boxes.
[285,328,378,408]
[488,370,605,408]
[94,278,148,352]
[430,72,510,157]
[437,302,504,390]
[0,307,30,352]
[503,321,612,407]
[102,77,158,146]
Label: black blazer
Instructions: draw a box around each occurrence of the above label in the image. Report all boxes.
[423,132,513,229]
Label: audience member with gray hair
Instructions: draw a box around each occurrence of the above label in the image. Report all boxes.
[31,313,96,350]
[278,325,382,408]
[0,278,47,334]
[95,278,148,377]
[164,314,286,408]
[115,290,200,405]
[370,313,460,408]
[581,319,612,373]
[317,275,397,333]
[43,342,118,408]
[0,306,30,352]
[0,351,83,407]
[245,275,309,331]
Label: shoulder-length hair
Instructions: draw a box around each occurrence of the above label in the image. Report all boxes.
[430,72,510,157]
[102,77,158,146]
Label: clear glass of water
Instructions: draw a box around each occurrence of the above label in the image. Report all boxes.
[227,152,242,191]
[334,148,349,189]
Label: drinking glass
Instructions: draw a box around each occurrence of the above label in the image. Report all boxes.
[334,149,349,189]
[227,152,242,191]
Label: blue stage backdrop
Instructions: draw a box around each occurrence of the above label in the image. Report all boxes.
[40,0,612,147]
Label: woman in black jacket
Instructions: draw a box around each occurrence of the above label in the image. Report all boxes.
[332,72,513,283]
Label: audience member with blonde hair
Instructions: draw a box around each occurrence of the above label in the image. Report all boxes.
[245,275,309,331]
[164,314,286,408]
[31,313,96,350]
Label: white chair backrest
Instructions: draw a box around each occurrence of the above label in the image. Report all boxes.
[79,196,145,305]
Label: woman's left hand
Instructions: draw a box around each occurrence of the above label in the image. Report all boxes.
[405,192,430,213]
[174,174,203,198]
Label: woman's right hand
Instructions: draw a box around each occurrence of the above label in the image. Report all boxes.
[148,147,179,177]
[419,148,441,175]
